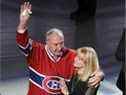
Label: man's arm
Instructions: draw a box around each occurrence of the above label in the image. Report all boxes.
[17,2,32,33]
[88,69,104,88]
[16,2,33,56]
[88,50,104,88]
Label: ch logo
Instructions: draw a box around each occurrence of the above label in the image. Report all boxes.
[47,80,60,89]
[42,76,62,94]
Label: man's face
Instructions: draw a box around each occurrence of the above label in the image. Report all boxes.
[46,33,64,56]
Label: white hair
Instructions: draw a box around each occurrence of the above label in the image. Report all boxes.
[46,28,64,40]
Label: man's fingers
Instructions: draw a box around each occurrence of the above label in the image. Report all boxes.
[26,2,30,9]
[88,74,96,82]
[88,76,101,87]
[88,80,99,87]
[24,2,27,9]
[20,5,24,13]
[27,2,32,10]
[89,73,95,78]
[28,3,32,10]
[90,69,98,76]
[95,83,99,88]
[23,2,30,10]
[20,2,32,16]
[28,4,32,14]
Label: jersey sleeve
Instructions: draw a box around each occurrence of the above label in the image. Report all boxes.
[16,31,33,56]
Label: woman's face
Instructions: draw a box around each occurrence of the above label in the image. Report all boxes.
[74,53,89,71]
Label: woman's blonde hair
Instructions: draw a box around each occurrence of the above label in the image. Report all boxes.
[76,47,100,81]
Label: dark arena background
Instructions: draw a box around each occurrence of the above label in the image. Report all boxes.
[0,0,125,95]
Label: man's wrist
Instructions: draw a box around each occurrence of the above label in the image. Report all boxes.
[17,24,27,34]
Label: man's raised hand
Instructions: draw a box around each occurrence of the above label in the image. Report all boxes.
[17,2,32,33]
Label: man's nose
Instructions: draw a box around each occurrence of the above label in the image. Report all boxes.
[56,45,62,51]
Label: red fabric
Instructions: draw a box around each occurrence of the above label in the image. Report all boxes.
[16,31,76,95]
[16,31,29,47]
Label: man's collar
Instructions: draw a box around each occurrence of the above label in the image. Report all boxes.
[45,45,62,62]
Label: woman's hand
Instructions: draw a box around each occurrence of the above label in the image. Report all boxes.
[60,79,69,95]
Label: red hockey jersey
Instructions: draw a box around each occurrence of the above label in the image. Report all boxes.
[16,31,76,95]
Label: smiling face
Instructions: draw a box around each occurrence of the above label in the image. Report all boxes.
[74,50,90,75]
[74,53,88,69]
[73,47,99,81]
[46,32,64,56]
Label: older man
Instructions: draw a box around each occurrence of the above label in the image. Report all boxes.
[16,2,104,95]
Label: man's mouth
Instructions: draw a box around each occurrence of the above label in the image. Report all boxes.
[74,67,80,71]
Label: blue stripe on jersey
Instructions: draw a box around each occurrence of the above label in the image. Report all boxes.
[17,39,32,56]
[29,68,44,86]
[18,43,31,55]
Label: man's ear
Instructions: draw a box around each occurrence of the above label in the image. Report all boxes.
[46,39,49,44]
[45,40,47,44]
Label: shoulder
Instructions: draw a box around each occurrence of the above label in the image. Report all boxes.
[32,40,45,49]
[63,47,76,54]
[62,48,76,59]
[67,48,76,57]
[69,49,76,54]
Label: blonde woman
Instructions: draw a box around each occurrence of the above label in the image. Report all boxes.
[61,47,103,95]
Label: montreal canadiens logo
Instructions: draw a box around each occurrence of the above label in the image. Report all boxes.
[42,76,62,94]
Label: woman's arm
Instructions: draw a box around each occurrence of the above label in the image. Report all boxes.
[60,79,70,95]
